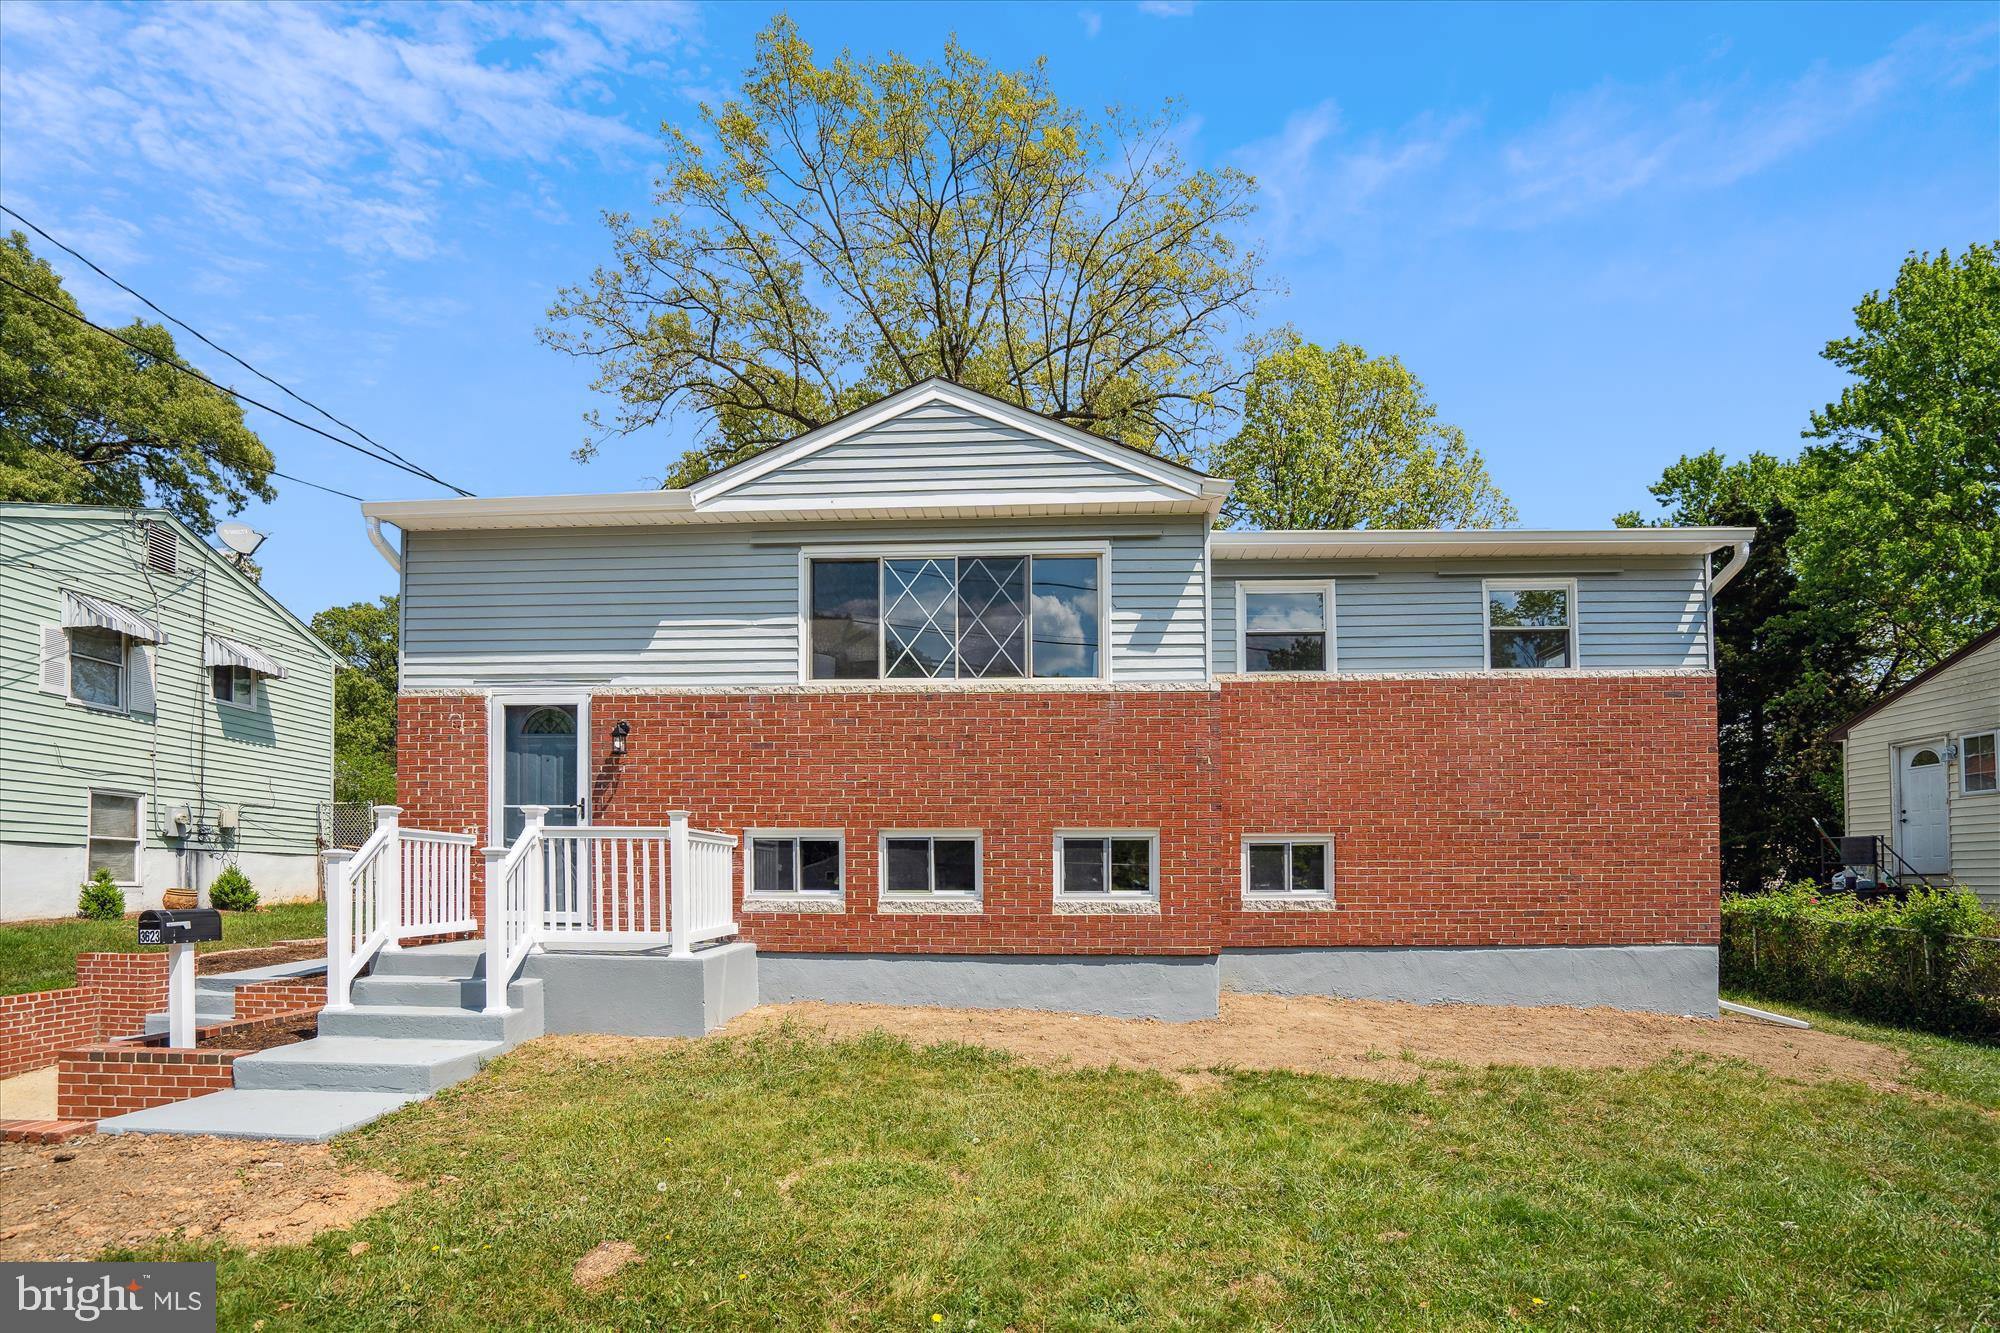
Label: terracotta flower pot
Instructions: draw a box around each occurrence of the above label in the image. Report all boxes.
[162,887,198,910]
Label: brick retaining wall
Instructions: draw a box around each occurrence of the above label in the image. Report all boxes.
[57,1042,243,1121]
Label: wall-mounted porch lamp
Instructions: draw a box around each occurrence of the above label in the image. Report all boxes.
[610,719,631,756]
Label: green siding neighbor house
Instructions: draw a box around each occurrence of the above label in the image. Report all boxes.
[0,504,339,920]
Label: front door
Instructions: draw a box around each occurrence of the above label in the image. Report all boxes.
[502,703,585,924]
[1895,743,1950,876]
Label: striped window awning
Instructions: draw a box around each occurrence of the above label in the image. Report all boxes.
[204,634,287,680]
[61,589,167,644]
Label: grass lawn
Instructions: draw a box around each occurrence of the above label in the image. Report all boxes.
[121,1023,1999,1331]
[1721,988,2000,1110]
[0,900,325,995]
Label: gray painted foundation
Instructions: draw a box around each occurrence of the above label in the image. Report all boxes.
[759,952,1222,1022]
[1220,945,1719,1016]
[526,941,760,1037]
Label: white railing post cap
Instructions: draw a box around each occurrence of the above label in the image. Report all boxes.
[480,845,509,863]
[668,810,691,822]
[321,847,355,864]
[522,804,549,820]
[373,804,404,825]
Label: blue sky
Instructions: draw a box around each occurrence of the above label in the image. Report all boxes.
[2,1,1994,620]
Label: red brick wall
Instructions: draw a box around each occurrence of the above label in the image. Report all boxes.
[397,693,490,913]
[230,978,325,1022]
[0,988,100,1080]
[57,1043,242,1121]
[76,953,169,1040]
[396,675,1719,957]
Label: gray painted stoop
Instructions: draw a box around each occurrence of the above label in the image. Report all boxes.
[100,942,545,1143]
[140,959,329,1037]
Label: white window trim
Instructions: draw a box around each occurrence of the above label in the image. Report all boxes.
[1052,829,1161,901]
[484,692,591,847]
[1959,729,1998,796]
[1481,578,1581,671]
[67,627,128,714]
[1234,579,1337,674]
[212,664,260,711]
[878,829,983,899]
[797,542,1113,685]
[87,787,145,887]
[1241,834,1337,903]
[743,828,846,898]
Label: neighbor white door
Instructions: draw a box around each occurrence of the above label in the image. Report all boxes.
[1895,743,1950,876]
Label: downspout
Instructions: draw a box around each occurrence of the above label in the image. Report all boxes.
[365,516,401,574]
[1708,539,1751,596]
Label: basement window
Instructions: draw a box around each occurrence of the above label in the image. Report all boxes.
[746,831,844,897]
[1055,832,1158,899]
[881,832,981,898]
[88,790,142,885]
[1242,836,1334,900]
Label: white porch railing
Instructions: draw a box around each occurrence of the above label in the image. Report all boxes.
[322,806,476,1011]
[479,808,738,1014]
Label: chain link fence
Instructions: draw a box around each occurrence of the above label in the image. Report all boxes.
[1721,914,2000,1039]
[318,801,375,851]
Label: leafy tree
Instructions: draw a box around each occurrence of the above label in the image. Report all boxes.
[544,17,1264,484]
[1793,243,2000,689]
[1618,452,1868,892]
[312,596,399,804]
[1213,334,1515,529]
[0,231,274,533]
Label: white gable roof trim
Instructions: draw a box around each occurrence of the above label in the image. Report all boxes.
[688,379,1230,507]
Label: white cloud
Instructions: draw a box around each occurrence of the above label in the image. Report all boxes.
[0,1,700,261]
[1079,10,1104,38]
[1488,19,1996,224]
[1231,16,1996,248]
[1136,1,1196,16]
[1233,100,1472,253]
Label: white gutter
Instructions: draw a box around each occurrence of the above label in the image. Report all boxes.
[1708,538,1752,595]
[366,516,401,574]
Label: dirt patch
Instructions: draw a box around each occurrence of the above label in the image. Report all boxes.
[571,1240,641,1291]
[0,1135,404,1261]
[723,992,1910,1089]
[195,940,324,975]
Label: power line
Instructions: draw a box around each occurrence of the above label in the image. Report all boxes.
[38,400,373,504]
[271,470,366,503]
[1,273,474,496]
[1,202,463,492]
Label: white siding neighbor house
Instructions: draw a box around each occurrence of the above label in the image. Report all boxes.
[1832,628,2000,907]
[0,504,341,920]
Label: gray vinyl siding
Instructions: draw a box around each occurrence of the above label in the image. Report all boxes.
[1211,556,1710,673]
[399,517,1210,687]
[0,505,337,856]
[721,400,1170,502]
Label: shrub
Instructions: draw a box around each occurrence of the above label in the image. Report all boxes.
[1721,884,2000,1039]
[208,865,260,912]
[77,868,125,920]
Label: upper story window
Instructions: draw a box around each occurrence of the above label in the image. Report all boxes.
[809,554,1101,681]
[69,627,128,710]
[212,665,257,708]
[1238,581,1333,672]
[1484,580,1576,670]
[1963,731,1997,794]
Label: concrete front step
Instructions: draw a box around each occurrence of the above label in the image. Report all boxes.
[233,1036,504,1094]
[318,991,542,1045]
[369,943,488,979]
[140,1004,238,1037]
[349,974,533,1009]
[97,1089,423,1142]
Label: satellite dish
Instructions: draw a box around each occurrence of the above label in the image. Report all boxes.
[216,522,267,557]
